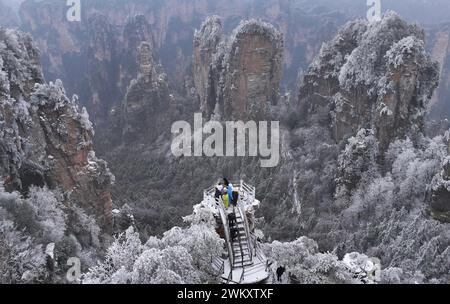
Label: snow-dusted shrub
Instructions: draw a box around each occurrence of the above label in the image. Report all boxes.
[336,128,379,192]
[26,187,67,243]
[264,237,362,284]
[84,216,224,284]
[161,224,223,282]
[83,226,143,284]
[0,220,47,283]
[69,206,101,248]
[132,246,200,284]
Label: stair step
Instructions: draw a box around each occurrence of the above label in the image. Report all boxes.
[231,234,246,240]
[234,253,251,260]
[232,241,248,247]
[234,259,252,265]
[234,256,252,262]
[233,244,249,249]
[232,240,248,245]
[234,259,253,266]
[233,248,250,254]
[230,222,244,227]
[232,243,248,248]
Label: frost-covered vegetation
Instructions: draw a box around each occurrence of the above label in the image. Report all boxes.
[266,12,450,283]
[0,26,114,284]
[0,185,102,283]
[264,236,426,284]
[83,204,224,284]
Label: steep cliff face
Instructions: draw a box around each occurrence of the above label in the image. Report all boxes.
[193,16,223,119]
[16,0,450,126]
[194,17,283,120]
[85,14,120,120]
[19,0,156,122]
[122,41,171,143]
[18,0,345,122]
[223,20,284,120]
[299,12,439,153]
[0,28,114,231]
[120,15,154,95]
[427,24,450,120]
[281,15,450,281]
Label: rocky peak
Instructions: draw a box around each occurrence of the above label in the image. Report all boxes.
[193,16,223,118]
[122,40,170,144]
[123,15,154,52]
[299,12,439,153]
[427,23,450,119]
[0,27,114,232]
[138,42,156,82]
[120,15,154,90]
[223,19,284,120]
[85,14,119,121]
[193,17,283,120]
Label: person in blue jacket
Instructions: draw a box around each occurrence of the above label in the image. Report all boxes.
[223,178,233,205]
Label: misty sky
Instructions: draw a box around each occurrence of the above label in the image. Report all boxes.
[2,0,450,25]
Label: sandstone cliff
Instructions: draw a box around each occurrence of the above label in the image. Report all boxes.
[193,16,223,119]
[19,0,156,122]
[0,27,114,231]
[194,17,283,120]
[299,12,439,154]
[122,41,171,143]
[427,23,450,120]
[18,0,344,121]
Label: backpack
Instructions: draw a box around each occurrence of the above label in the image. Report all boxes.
[231,191,239,206]
[228,213,236,226]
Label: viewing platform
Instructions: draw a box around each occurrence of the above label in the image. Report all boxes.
[203,180,270,284]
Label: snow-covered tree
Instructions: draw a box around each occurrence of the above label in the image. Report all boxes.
[0,220,47,283]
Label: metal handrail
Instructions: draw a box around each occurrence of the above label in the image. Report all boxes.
[234,210,246,271]
[239,267,245,284]
[204,181,260,284]
[237,202,253,262]
[211,256,225,276]
[226,269,233,284]
[216,196,234,268]
[233,208,246,284]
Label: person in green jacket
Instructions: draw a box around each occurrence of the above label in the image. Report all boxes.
[223,190,230,209]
